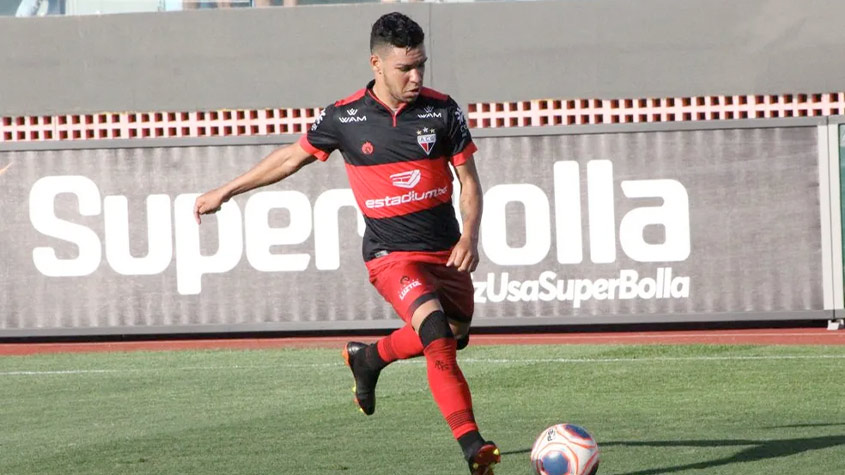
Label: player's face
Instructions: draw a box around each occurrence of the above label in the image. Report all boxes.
[373,45,427,105]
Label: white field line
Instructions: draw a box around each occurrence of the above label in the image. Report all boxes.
[460,354,845,364]
[477,332,845,340]
[2,354,845,376]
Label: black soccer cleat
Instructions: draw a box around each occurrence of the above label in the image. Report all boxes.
[467,441,501,475]
[342,341,381,416]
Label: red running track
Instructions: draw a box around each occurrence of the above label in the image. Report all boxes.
[1,328,843,356]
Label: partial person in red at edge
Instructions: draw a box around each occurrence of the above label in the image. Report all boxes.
[193,12,500,475]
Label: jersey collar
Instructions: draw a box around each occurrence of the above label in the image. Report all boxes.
[365,80,418,115]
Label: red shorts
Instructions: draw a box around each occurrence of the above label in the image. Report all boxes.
[366,250,475,324]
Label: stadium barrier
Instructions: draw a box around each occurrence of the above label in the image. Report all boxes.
[2,93,845,143]
[1,117,842,336]
[4,1,845,118]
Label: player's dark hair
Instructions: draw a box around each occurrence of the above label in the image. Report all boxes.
[370,12,424,52]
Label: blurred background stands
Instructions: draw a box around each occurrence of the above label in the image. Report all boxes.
[1,0,480,16]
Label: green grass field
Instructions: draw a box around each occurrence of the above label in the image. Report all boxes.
[2,344,844,474]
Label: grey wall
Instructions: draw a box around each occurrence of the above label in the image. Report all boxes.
[0,0,20,16]
[2,0,845,116]
[431,0,845,104]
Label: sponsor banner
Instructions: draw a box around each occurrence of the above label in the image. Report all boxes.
[0,127,823,332]
[472,128,821,319]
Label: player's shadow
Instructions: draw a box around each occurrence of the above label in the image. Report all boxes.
[604,434,845,474]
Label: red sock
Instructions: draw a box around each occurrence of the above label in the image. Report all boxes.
[423,337,478,439]
[377,325,424,363]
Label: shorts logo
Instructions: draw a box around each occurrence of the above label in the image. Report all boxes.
[398,276,422,300]
[417,127,436,155]
[390,170,421,189]
[362,141,374,155]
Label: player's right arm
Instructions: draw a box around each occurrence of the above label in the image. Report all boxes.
[193,142,317,224]
[194,103,340,224]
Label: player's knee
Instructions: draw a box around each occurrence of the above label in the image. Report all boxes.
[449,319,469,349]
[417,310,454,347]
[456,334,470,351]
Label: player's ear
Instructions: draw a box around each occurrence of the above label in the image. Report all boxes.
[370,53,382,75]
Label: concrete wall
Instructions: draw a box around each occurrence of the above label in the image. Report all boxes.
[2,0,845,116]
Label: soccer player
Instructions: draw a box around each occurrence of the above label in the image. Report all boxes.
[193,12,499,474]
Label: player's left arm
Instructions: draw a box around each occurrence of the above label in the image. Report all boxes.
[447,156,483,272]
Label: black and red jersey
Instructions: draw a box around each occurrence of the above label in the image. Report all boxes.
[298,80,477,261]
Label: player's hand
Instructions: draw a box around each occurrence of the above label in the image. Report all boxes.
[193,188,229,224]
[446,236,479,272]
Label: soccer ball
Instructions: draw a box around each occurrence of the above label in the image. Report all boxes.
[530,423,600,475]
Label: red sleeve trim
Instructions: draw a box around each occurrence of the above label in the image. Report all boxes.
[334,88,367,107]
[450,141,477,167]
[419,87,449,101]
[297,135,330,161]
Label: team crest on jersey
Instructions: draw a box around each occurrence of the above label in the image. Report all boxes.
[416,127,436,155]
